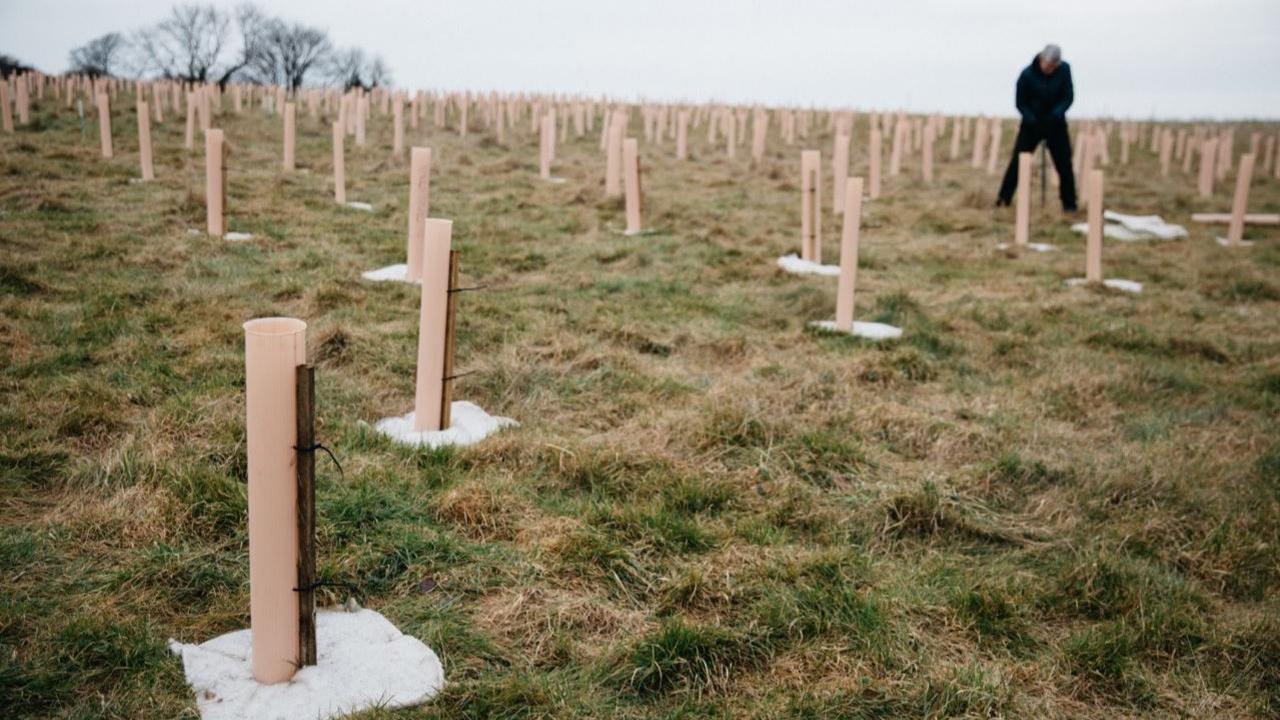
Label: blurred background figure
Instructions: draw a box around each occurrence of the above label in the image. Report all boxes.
[997,44,1077,212]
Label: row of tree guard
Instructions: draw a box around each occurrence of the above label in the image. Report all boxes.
[7,69,1279,197]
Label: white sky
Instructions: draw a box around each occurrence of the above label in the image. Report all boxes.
[3,0,1278,119]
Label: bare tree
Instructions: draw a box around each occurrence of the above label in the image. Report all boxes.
[212,5,270,88]
[69,32,128,77]
[133,4,231,82]
[248,18,331,91]
[92,2,371,89]
[0,54,34,78]
[366,55,392,89]
[324,47,391,90]
[324,47,366,90]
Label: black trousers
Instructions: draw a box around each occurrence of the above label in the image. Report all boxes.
[997,120,1077,210]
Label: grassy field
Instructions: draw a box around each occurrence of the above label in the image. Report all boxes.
[1,93,1278,719]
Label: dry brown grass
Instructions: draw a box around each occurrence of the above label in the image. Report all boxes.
[1,91,1278,718]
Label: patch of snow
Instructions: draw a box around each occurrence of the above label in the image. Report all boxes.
[361,264,416,283]
[776,254,840,277]
[809,320,903,341]
[168,608,444,720]
[374,401,517,449]
[1215,237,1255,247]
[1065,278,1143,294]
[1071,212,1186,242]
[346,201,373,212]
[1103,211,1188,239]
[224,232,254,242]
[1070,222,1143,241]
[996,242,1057,252]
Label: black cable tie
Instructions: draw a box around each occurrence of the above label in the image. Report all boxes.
[293,579,363,600]
[294,442,344,482]
[444,370,477,382]
[448,285,487,293]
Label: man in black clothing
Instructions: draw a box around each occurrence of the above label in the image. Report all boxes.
[996,44,1077,212]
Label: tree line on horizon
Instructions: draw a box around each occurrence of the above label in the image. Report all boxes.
[56,3,392,91]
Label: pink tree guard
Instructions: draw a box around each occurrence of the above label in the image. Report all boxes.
[835,177,865,331]
[406,148,432,281]
[243,317,307,684]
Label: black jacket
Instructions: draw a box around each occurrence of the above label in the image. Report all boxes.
[1015,55,1073,125]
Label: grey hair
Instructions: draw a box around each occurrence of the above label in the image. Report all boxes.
[1040,44,1062,64]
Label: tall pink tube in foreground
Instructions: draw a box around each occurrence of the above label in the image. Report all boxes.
[244,317,306,684]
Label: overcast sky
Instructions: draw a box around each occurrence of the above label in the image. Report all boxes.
[3,0,1278,119]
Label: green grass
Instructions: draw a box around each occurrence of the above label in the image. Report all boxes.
[1,93,1278,718]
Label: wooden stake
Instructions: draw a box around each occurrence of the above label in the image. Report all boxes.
[294,363,316,668]
[440,251,460,429]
